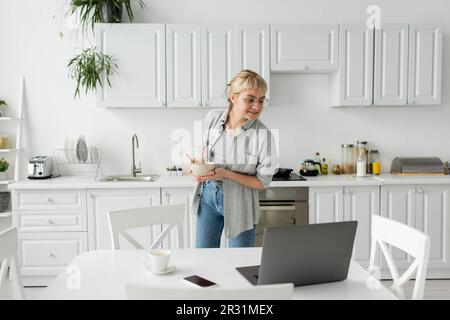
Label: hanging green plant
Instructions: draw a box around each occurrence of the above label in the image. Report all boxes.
[67,0,146,34]
[67,47,118,98]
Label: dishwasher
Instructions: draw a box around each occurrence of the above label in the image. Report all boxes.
[256,187,309,247]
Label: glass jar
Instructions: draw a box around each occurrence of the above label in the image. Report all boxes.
[369,150,380,175]
[341,144,355,174]
[356,146,367,177]
[0,133,10,149]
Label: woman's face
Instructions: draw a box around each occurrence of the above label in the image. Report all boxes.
[230,88,266,121]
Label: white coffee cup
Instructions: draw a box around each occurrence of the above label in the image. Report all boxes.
[148,249,171,272]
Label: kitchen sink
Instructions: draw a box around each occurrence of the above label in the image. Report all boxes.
[100,175,159,182]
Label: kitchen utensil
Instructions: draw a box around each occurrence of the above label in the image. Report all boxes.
[27,156,53,179]
[391,157,445,176]
[190,162,216,176]
[273,168,293,179]
[299,160,319,176]
[75,135,88,163]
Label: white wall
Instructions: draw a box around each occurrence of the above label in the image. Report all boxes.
[0,0,449,178]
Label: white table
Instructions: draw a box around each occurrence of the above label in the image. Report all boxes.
[40,248,397,300]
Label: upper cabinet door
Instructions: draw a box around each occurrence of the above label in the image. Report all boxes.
[270,24,338,73]
[96,24,166,108]
[235,24,270,100]
[166,25,202,108]
[201,25,236,108]
[408,24,442,105]
[331,25,374,106]
[373,24,409,105]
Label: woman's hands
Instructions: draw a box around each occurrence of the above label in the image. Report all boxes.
[193,168,229,183]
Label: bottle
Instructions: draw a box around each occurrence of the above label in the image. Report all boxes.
[314,152,322,174]
[370,150,380,175]
[356,145,367,177]
[321,158,328,175]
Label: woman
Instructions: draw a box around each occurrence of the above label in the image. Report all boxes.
[190,69,279,248]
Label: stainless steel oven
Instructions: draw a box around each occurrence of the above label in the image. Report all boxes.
[256,187,309,247]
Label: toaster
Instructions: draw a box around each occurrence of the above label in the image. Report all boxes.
[28,156,54,179]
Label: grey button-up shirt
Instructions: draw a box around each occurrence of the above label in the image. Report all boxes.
[190,109,279,238]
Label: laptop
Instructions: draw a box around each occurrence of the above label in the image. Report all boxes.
[236,221,357,286]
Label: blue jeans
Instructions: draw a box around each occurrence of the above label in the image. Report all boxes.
[196,180,256,248]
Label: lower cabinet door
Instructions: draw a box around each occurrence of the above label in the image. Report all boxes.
[161,187,194,249]
[344,186,380,269]
[308,187,344,224]
[87,189,161,250]
[18,232,88,277]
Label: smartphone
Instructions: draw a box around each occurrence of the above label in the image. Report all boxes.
[182,275,218,288]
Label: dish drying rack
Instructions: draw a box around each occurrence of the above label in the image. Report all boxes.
[52,148,104,180]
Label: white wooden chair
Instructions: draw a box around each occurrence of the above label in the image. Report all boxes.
[125,283,294,300]
[369,215,430,300]
[107,204,185,250]
[0,227,25,300]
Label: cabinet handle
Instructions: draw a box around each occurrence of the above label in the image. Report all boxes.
[301,65,310,70]
[163,191,169,197]
[89,194,94,198]
[47,219,54,225]
[47,197,53,202]
[48,252,55,258]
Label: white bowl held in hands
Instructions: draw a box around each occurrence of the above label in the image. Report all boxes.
[190,162,216,176]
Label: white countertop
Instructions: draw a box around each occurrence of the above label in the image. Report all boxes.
[8,173,450,190]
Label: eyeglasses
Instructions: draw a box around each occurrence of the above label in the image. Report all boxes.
[241,96,269,107]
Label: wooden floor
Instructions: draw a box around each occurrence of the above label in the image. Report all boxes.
[2,278,450,300]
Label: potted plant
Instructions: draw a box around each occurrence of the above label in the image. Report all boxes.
[68,47,118,98]
[0,157,9,180]
[67,0,146,33]
[0,100,6,117]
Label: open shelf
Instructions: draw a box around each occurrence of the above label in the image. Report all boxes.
[0,211,12,218]
[0,148,20,153]
[0,117,20,121]
[0,180,16,185]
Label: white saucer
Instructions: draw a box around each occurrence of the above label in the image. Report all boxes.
[141,255,176,275]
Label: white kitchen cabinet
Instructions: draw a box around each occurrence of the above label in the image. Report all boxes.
[161,187,194,248]
[270,24,338,73]
[408,24,443,105]
[309,185,379,268]
[87,189,161,250]
[236,24,270,100]
[18,232,88,286]
[309,187,344,224]
[166,24,202,108]
[11,188,87,286]
[381,184,450,278]
[380,185,416,273]
[373,24,409,105]
[343,186,380,268]
[332,23,442,107]
[330,24,374,106]
[96,24,166,108]
[201,24,236,108]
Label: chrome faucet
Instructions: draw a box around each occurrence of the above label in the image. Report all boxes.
[131,134,142,177]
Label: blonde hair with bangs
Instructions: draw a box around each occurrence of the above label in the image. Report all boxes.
[226,69,267,110]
